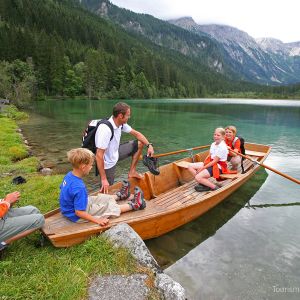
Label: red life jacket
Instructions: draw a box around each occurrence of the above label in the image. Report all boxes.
[225,137,241,157]
[204,156,232,179]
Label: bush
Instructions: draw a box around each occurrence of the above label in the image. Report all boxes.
[2,105,28,120]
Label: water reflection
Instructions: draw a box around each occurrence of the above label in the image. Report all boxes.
[146,169,268,268]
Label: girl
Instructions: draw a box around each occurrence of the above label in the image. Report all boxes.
[188,128,228,192]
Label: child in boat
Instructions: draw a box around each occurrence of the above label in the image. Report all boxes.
[225,125,242,170]
[59,148,146,226]
[187,127,229,192]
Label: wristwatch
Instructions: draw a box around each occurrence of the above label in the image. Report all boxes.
[146,143,153,148]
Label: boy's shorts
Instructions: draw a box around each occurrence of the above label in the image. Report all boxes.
[86,194,121,218]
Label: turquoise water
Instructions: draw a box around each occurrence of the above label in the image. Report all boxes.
[21,98,300,299]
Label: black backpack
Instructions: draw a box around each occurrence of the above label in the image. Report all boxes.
[82,119,114,153]
[233,136,246,173]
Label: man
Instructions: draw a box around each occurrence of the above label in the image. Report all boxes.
[0,191,44,252]
[95,102,154,193]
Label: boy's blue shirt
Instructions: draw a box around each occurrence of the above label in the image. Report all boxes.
[59,171,88,222]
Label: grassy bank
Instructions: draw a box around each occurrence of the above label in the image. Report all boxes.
[0,112,142,299]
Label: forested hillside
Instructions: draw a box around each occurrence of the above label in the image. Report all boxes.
[0,0,261,105]
[0,0,299,105]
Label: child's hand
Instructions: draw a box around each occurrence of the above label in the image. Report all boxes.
[95,217,109,226]
[5,191,20,204]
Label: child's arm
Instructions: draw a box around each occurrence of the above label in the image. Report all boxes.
[75,210,109,226]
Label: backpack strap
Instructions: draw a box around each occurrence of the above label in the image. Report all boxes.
[97,119,114,141]
[232,136,239,147]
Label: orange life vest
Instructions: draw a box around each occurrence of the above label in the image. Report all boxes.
[0,201,9,218]
[225,137,241,157]
[204,156,231,179]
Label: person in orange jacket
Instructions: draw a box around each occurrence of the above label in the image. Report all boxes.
[187,127,229,192]
[225,125,242,170]
[0,191,44,252]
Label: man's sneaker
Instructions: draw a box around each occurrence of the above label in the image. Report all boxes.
[116,180,130,201]
[194,184,211,192]
[129,187,146,210]
[143,155,160,175]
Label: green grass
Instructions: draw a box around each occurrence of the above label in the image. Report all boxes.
[0,115,144,299]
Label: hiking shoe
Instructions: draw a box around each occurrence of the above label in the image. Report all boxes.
[116,180,131,201]
[129,187,146,210]
[143,155,160,175]
[12,176,26,185]
[194,184,211,192]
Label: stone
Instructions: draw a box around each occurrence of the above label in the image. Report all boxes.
[103,223,161,272]
[40,168,52,175]
[89,274,149,300]
[155,273,186,300]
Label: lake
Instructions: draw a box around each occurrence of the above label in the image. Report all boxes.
[21,98,300,299]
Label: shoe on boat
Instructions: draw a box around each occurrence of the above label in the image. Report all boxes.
[116,180,130,201]
[129,187,146,210]
[194,184,211,192]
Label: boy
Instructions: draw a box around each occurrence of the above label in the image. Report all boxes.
[59,148,146,226]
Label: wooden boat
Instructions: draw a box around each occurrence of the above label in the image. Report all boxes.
[42,142,270,247]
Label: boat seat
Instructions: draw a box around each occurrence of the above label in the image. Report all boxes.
[174,161,192,169]
[245,150,265,157]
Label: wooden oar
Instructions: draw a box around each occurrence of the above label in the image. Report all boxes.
[230,150,300,184]
[152,144,210,158]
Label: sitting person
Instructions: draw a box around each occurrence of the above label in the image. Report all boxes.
[59,148,146,226]
[225,125,242,170]
[188,127,229,192]
[0,191,45,252]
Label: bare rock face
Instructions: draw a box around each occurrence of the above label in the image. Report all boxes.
[103,223,160,272]
[155,273,186,300]
[103,223,187,300]
[89,274,149,300]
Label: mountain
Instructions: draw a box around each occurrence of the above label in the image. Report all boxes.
[80,0,236,77]
[169,17,300,85]
[82,1,300,85]
[1,0,247,100]
[256,38,300,56]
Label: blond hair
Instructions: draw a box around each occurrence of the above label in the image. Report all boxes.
[225,125,237,136]
[215,127,225,136]
[67,148,94,168]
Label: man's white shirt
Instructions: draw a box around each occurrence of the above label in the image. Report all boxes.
[95,116,132,169]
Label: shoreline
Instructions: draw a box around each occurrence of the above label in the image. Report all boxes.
[0,114,155,298]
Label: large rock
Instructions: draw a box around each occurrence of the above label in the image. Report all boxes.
[103,223,161,272]
[103,223,186,299]
[155,273,186,300]
[89,274,149,300]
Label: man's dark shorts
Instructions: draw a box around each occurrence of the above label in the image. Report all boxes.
[103,140,139,185]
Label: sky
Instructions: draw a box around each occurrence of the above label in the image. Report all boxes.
[109,0,300,43]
